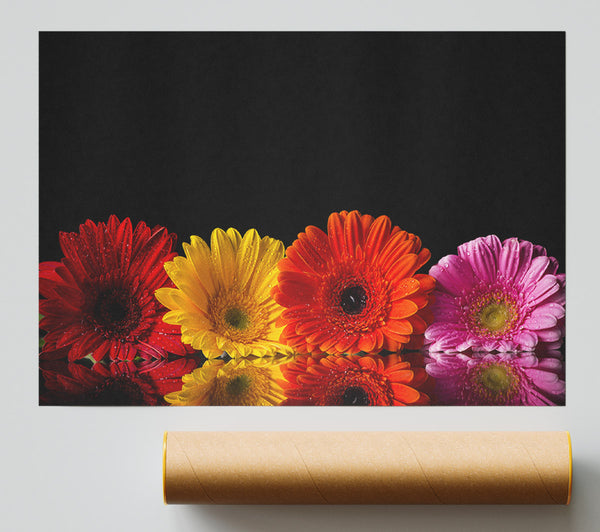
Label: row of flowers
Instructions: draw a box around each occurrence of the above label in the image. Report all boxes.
[39,349,565,406]
[39,212,566,406]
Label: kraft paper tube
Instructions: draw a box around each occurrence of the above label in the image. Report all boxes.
[163,431,572,505]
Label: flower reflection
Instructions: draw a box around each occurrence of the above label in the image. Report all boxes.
[425,349,565,406]
[278,353,431,406]
[39,356,201,406]
[164,356,288,406]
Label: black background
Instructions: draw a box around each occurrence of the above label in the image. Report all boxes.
[39,32,565,269]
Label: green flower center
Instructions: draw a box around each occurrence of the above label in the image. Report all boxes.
[462,362,522,405]
[463,285,521,338]
[224,307,251,330]
[479,302,511,332]
[225,374,252,397]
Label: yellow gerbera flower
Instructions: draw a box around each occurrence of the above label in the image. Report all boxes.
[155,228,290,358]
[164,356,286,406]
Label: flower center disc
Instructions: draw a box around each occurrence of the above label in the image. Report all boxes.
[87,377,146,405]
[479,302,511,332]
[342,386,370,405]
[480,365,511,392]
[224,307,251,330]
[225,374,252,396]
[92,289,139,337]
[340,285,368,315]
[463,362,522,405]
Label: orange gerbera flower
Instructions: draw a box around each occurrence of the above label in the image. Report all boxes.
[272,210,435,354]
[279,354,430,406]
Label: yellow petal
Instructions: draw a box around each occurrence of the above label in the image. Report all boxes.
[226,227,243,249]
[185,236,217,295]
[154,287,179,310]
[211,228,237,290]
[236,229,261,289]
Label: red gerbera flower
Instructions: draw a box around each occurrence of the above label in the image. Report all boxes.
[39,216,190,362]
[279,354,430,406]
[272,210,435,354]
[40,357,201,405]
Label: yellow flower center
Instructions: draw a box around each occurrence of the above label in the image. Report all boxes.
[210,366,281,405]
[208,289,270,344]
[479,303,511,332]
[225,373,252,396]
[480,365,511,392]
[464,286,521,338]
[462,362,522,405]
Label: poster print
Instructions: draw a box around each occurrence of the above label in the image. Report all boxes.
[39,32,565,406]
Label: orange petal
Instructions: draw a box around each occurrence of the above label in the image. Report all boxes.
[389,299,419,319]
[358,356,378,370]
[391,277,421,300]
[407,314,428,334]
[344,210,366,257]
[386,369,414,384]
[327,212,346,260]
[407,294,431,309]
[358,332,379,353]
[415,273,436,292]
[387,254,419,280]
[364,215,392,261]
[386,319,413,335]
[391,383,421,404]
[415,247,431,270]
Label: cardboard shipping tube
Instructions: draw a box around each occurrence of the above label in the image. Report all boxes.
[163,431,572,505]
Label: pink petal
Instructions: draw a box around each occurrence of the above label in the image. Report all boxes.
[431,301,461,321]
[535,327,563,342]
[546,256,559,275]
[430,255,477,296]
[515,331,538,348]
[479,340,500,352]
[425,363,457,379]
[531,302,565,320]
[515,354,537,367]
[499,238,520,279]
[527,368,564,389]
[532,245,548,259]
[526,393,553,406]
[537,358,563,371]
[526,275,560,305]
[428,332,468,351]
[541,379,566,396]
[514,241,534,284]
[481,235,502,256]
[457,237,498,282]
[519,256,550,290]
[496,340,516,352]
[523,313,558,330]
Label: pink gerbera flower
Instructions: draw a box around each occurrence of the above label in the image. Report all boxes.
[425,351,565,406]
[425,235,565,352]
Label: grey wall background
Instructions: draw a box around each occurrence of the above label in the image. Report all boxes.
[2,1,600,531]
